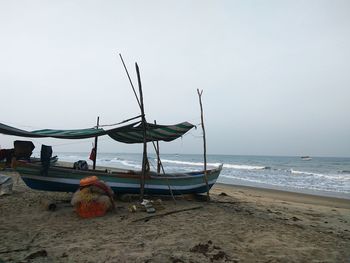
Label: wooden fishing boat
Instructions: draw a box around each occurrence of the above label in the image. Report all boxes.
[15,161,222,195]
[0,57,222,197]
[0,120,222,196]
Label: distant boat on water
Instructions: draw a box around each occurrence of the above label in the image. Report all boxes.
[301,156,312,161]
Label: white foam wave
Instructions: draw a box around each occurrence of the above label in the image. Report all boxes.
[224,164,267,170]
[160,159,266,170]
[220,174,268,185]
[119,160,141,169]
[99,158,141,169]
[220,175,350,194]
[291,169,350,181]
[291,169,323,176]
[160,159,221,167]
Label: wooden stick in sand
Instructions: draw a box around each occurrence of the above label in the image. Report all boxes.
[132,206,203,222]
[197,89,210,200]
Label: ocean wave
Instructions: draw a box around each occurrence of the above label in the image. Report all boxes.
[160,159,221,167]
[160,159,268,170]
[100,158,141,169]
[291,169,350,181]
[97,159,111,162]
[219,174,350,194]
[224,164,268,170]
[291,169,323,177]
[108,158,124,163]
[220,174,267,184]
[118,160,141,169]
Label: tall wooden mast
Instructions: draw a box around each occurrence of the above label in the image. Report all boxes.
[136,63,147,199]
[119,54,175,199]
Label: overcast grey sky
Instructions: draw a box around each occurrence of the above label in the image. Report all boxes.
[0,0,349,157]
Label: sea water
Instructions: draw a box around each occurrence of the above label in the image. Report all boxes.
[47,152,350,199]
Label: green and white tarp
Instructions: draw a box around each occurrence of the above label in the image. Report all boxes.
[0,123,106,139]
[107,122,195,143]
[0,121,194,144]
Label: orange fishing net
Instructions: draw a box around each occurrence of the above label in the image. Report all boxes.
[72,176,115,218]
[76,201,108,218]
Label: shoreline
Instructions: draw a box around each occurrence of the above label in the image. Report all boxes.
[214,183,350,209]
[217,178,350,201]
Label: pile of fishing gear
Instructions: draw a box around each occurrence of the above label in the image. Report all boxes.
[71,176,115,218]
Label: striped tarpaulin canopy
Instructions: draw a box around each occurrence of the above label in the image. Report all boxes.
[0,121,194,143]
[0,123,106,139]
[107,122,195,143]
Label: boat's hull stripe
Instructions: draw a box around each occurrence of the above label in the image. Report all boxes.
[22,174,217,190]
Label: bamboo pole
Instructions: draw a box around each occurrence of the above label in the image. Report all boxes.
[118,54,175,201]
[119,54,145,199]
[93,116,100,170]
[197,89,210,200]
[136,63,147,199]
[154,120,161,174]
[119,54,141,108]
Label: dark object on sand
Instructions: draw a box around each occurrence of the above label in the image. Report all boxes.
[40,145,52,162]
[0,149,14,164]
[14,140,35,159]
[25,249,48,260]
[73,160,88,170]
[0,174,13,195]
[41,200,57,211]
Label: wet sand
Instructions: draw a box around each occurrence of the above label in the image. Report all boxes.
[0,171,349,262]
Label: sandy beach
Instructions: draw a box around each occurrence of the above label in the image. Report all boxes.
[0,170,349,263]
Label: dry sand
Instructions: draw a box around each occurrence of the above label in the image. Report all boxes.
[0,171,349,263]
